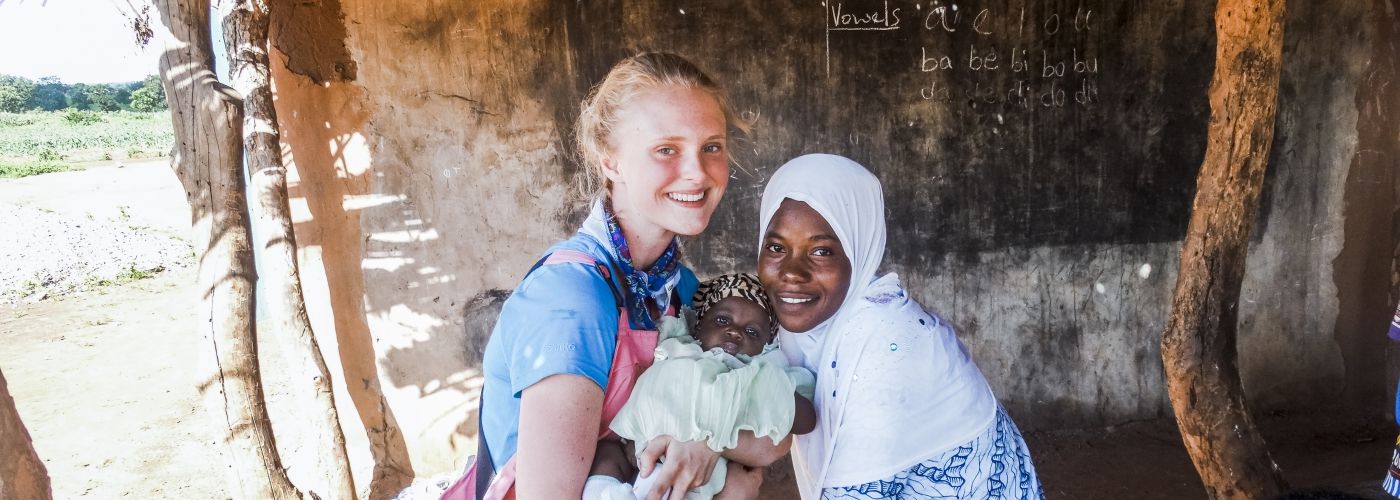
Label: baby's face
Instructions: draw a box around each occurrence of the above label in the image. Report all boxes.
[694,296,773,357]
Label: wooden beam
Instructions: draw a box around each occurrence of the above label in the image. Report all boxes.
[154,0,299,497]
[1161,0,1290,498]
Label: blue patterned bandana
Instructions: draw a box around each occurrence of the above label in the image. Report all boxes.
[603,200,681,330]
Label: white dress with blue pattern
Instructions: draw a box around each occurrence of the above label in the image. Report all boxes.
[821,407,1044,499]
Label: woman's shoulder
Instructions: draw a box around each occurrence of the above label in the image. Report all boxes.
[507,234,621,312]
[844,274,952,337]
[847,274,916,317]
[676,266,699,303]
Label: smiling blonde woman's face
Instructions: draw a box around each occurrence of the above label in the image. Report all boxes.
[602,85,729,238]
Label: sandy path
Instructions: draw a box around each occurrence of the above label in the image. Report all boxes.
[0,161,225,499]
[0,268,224,499]
[0,160,191,236]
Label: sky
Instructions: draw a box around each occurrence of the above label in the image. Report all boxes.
[0,0,170,84]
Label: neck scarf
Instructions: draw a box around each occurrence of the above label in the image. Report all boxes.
[758,154,887,499]
[602,199,681,331]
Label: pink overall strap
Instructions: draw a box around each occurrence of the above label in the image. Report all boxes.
[598,307,663,438]
[541,250,650,437]
[541,249,597,266]
[483,310,660,499]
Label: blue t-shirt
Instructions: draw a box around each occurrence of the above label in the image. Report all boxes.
[478,233,698,469]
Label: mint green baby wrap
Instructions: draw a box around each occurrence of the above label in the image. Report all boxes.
[608,314,816,499]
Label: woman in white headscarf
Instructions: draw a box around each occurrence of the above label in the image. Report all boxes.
[756,154,1044,499]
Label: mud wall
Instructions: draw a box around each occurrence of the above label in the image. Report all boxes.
[266,0,1399,494]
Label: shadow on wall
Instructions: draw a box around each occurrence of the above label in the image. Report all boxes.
[382,289,510,442]
[272,56,418,497]
[294,1,598,477]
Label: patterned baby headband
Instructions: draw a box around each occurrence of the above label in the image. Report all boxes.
[692,273,778,336]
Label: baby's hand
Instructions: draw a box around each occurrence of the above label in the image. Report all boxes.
[792,392,817,435]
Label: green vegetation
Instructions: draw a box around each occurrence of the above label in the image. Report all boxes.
[0,159,70,178]
[0,109,174,178]
[117,264,163,282]
[84,264,165,288]
[0,74,167,113]
[63,109,104,125]
[77,263,165,289]
[0,74,173,178]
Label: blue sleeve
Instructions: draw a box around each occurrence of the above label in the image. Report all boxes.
[496,261,621,397]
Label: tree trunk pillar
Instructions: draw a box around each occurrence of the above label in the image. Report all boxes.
[220,1,357,498]
[0,369,51,500]
[155,0,299,498]
[1160,0,1289,499]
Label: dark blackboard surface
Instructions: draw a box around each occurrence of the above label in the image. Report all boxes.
[531,0,1216,272]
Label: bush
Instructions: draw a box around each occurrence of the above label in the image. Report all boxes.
[0,159,70,178]
[0,113,39,127]
[63,109,103,125]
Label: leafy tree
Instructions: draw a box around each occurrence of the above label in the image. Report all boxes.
[66,83,92,110]
[83,84,121,111]
[31,77,67,111]
[128,75,167,111]
[0,75,35,113]
[113,86,133,108]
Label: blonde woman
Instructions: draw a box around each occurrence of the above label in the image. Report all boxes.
[463,53,780,500]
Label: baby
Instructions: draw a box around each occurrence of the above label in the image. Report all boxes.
[584,273,817,500]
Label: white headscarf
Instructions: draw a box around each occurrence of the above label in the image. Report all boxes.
[758,154,886,366]
[759,154,885,498]
[759,154,997,498]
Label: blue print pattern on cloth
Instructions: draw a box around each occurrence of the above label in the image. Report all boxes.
[822,408,1045,500]
[849,479,905,497]
[1389,299,1400,342]
[602,200,680,330]
[909,446,969,490]
[865,288,905,305]
[988,421,1008,497]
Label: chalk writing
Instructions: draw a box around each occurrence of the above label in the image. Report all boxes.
[825,1,903,74]
[826,1,1102,111]
[830,1,902,29]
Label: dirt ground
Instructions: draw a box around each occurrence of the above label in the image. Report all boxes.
[1025,412,1395,499]
[1,163,1396,499]
[0,161,225,499]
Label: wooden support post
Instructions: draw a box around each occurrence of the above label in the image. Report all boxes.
[220,1,356,497]
[1161,0,1289,498]
[155,0,299,498]
[0,369,51,500]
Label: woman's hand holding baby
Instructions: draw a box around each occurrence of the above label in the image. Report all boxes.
[637,435,721,500]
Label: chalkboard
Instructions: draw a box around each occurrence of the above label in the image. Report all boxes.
[533,0,1215,273]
